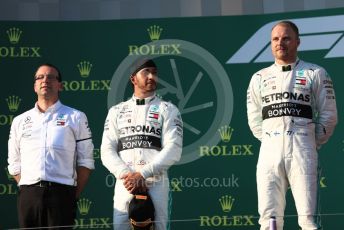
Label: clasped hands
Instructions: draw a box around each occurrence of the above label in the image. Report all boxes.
[121,172,147,194]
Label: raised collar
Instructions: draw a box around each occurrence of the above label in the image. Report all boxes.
[274,59,300,72]
[132,94,156,105]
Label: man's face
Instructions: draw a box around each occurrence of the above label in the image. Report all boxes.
[131,67,157,94]
[271,24,300,64]
[34,65,62,99]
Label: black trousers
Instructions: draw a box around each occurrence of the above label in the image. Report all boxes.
[18,181,77,229]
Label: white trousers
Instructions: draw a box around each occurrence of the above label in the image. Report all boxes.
[257,137,321,230]
[113,177,170,230]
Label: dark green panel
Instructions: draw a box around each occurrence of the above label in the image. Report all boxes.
[1,7,343,230]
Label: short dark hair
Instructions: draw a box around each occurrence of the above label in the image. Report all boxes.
[34,63,62,82]
[272,21,299,38]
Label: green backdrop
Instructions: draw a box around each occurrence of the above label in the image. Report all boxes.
[1,7,343,229]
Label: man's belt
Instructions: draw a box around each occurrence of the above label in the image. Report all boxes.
[25,181,72,188]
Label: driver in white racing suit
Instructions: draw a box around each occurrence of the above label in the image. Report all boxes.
[247,21,337,230]
[101,59,183,230]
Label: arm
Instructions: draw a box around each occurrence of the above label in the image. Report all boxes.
[13,174,21,184]
[76,166,92,198]
[75,112,94,196]
[140,103,183,179]
[313,68,338,148]
[100,107,131,179]
[247,73,263,141]
[7,116,21,184]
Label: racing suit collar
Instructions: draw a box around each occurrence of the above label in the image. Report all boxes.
[274,58,300,72]
[34,100,63,113]
[132,94,156,105]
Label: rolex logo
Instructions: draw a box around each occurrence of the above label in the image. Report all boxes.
[219,195,235,213]
[77,61,93,78]
[5,167,14,181]
[77,198,92,215]
[218,125,234,142]
[7,27,22,44]
[147,25,163,41]
[6,95,21,112]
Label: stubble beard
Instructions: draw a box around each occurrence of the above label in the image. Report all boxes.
[146,80,157,91]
